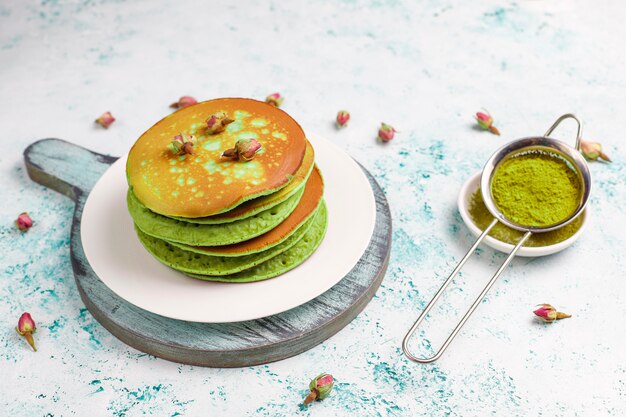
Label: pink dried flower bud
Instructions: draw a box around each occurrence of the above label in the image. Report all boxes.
[95,111,115,128]
[336,110,350,128]
[533,303,571,323]
[170,96,198,109]
[265,92,284,107]
[206,112,235,134]
[168,133,196,155]
[16,212,33,231]
[580,140,611,162]
[378,122,397,142]
[221,138,262,162]
[16,312,37,351]
[304,373,334,405]
[238,138,262,161]
[475,112,492,127]
[475,111,500,135]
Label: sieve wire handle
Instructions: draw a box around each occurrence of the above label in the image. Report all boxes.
[544,113,583,151]
[402,219,532,363]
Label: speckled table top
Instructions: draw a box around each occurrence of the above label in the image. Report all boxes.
[1,1,625,416]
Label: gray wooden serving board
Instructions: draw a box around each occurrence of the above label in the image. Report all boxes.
[24,138,392,368]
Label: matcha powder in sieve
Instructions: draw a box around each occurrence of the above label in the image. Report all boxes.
[490,150,582,227]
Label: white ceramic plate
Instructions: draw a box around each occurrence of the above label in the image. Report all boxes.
[81,134,376,323]
[458,171,588,257]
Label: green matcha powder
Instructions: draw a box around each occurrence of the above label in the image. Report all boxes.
[490,151,582,227]
[468,187,583,247]
[469,149,584,247]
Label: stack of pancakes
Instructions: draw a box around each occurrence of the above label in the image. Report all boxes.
[125,98,327,282]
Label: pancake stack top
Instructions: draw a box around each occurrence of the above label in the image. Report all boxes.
[126,98,328,282]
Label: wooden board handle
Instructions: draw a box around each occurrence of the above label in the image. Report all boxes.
[23,138,118,201]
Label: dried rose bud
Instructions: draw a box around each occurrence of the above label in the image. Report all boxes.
[336,110,350,128]
[206,112,235,134]
[265,92,284,107]
[303,373,334,405]
[533,303,571,323]
[238,138,262,161]
[16,212,33,231]
[16,312,37,351]
[581,140,611,162]
[95,111,115,128]
[378,123,397,142]
[475,111,500,135]
[170,96,198,109]
[168,133,196,155]
[221,138,262,162]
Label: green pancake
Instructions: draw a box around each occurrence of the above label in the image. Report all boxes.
[134,203,322,276]
[169,198,322,257]
[127,185,304,246]
[185,201,327,283]
[126,98,309,218]
[167,172,309,225]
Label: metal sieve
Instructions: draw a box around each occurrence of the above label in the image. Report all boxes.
[403,114,591,363]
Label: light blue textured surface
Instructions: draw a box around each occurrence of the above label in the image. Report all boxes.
[1,1,625,416]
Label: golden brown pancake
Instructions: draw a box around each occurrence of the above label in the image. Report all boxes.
[184,140,315,223]
[190,165,324,256]
[126,98,307,217]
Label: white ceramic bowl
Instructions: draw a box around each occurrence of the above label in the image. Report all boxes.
[458,171,588,257]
